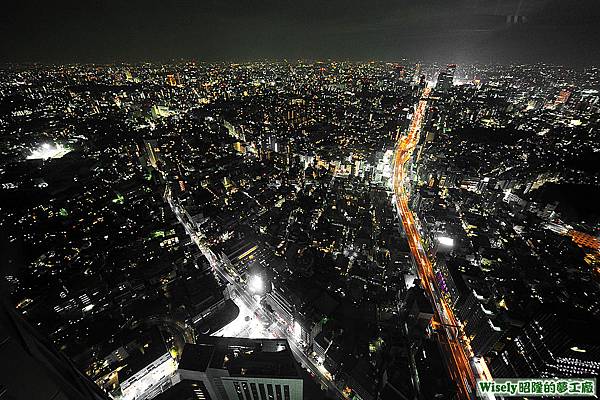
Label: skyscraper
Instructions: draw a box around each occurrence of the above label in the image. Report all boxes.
[0,296,109,400]
[413,63,422,83]
[437,64,456,93]
[491,306,600,378]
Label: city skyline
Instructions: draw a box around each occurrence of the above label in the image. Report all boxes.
[1,60,599,400]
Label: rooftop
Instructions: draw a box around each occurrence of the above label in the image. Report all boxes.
[179,336,300,379]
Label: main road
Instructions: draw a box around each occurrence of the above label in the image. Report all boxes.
[392,87,494,399]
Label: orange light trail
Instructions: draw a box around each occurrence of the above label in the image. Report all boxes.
[392,87,492,399]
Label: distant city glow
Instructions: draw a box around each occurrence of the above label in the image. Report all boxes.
[27,142,71,160]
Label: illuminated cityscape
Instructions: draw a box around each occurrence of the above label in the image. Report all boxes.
[1,2,600,400]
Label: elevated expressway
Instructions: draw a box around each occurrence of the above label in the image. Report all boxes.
[392,88,494,399]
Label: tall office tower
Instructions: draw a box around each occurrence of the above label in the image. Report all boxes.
[437,64,456,93]
[413,63,422,83]
[437,71,448,90]
[405,286,434,338]
[0,296,109,400]
[458,290,504,357]
[491,306,600,378]
[172,336,303,400]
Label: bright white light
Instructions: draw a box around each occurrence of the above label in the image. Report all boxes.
[120,353,177,400]
[211,297,273,339]
[571,346,587,353]
[293,320,302,340]
[248,275,264,294]
[27,143,71,160]
[437,236,454,247]
[82,304,94,312]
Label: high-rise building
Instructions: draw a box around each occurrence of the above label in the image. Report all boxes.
[0,296,109,400]
[437,64,456,93]
[173,336,303,400]
[491,306,600,378]
[418,74,426,89]
[413,63,422,83]
[405,286,434,338]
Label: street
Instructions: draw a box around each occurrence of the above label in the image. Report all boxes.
[392,87,494,399]
[166,187,345,399]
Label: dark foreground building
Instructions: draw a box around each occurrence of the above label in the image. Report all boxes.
[166,336,304,400]
[0,296,109,400]
[491,306,600,378]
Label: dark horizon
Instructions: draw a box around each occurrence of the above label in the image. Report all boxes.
[2,0,600,66]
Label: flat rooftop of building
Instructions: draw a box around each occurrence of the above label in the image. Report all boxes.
[179,336,300,379]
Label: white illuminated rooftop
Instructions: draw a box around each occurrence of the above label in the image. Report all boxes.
[436,236,455,247]
[27,143,71,160]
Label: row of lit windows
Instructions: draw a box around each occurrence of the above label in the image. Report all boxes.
[233,381,291,400]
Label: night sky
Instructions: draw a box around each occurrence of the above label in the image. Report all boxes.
[2,0,600,65]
